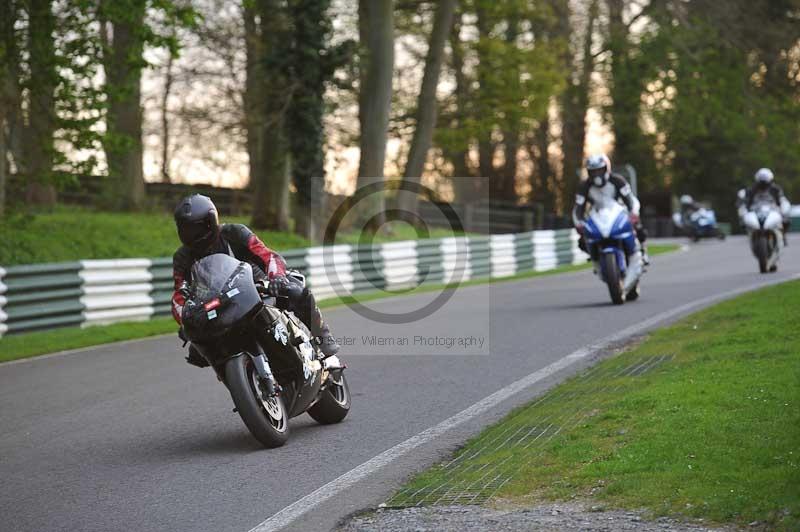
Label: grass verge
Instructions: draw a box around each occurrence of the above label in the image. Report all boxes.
[393,279,800,530]
[0,207,467,266]
[0,244,680,363]
[0,318,177,364]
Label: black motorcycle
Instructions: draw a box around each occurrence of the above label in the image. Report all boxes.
[180,254,350,448]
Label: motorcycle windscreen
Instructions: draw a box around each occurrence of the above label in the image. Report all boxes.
[191,254,242,298]
[187,254,262,337]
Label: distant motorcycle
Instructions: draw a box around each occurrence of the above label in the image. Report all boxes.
[673,207,726,242]
[583,201,645,304]
[742,200,784,273]
[180,254,350,448]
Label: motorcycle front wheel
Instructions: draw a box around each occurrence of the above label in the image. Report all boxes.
[602,253,625,305]
[308,372,351,424]
[225,355,290,448]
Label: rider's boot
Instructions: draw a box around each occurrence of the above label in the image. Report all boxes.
[641,244,651,266]
[316,321,340,359]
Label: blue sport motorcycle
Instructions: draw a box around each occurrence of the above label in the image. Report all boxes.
[583,202,645,305]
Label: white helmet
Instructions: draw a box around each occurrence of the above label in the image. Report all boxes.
[680,194,693,206]
[586,154,611,187]
[755,168,774,185]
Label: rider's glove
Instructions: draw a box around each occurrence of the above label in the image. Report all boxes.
[629,213,640,226]
[265,275,291,297]
[574,222,585,235]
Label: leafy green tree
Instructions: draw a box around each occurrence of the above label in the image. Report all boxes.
[433,0,566,204]
[639,0,800,220]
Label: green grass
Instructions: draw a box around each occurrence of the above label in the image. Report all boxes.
[0,244,680,363]
[0,206,310,266]
[0,208,470,266]
[395,280,800,530]
[0,318,177,363]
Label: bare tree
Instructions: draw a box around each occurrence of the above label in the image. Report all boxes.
[160,41,175,183]
[356,0,394,231]
[398,0,457,215]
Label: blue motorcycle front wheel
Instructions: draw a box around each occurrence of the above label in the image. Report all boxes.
[603,253,625,305]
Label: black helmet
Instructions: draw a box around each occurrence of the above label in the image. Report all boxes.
[174,194,220,253]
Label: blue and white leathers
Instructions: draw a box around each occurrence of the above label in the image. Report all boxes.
[583,201,644,303]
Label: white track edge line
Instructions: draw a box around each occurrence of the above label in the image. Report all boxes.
[248,273,800,532]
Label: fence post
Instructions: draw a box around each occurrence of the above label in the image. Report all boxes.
[522,210,534,232]
[462,202,474,233]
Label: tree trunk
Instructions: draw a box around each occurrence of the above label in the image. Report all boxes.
[356,0,394,232]
[250,0,292,231]
[560,0,597,207]
[0,103,5,216]
[243,3,264,193]
[606,0,651,183]
[398,0,457,216]
[447,12,473,204]
[23,0,57,207]
[287,0,334,242]
[0,0,17,216]
[104,0,146,210]
[535,115,554,213]
[475,5,496,194]
[160,42,174,183]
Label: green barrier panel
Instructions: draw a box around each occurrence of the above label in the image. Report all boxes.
[468,237,492,278]
[2,262,85,334]
[555,236,576,266]
[416,240,445,285]
[514,233,534,272]
[351,244,386,292]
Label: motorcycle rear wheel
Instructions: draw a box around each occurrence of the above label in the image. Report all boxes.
[226,355,290,448]
[603,254,625,305]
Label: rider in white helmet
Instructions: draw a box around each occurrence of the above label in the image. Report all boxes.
[744,168,791,245]
[678,194,700,229]
[572,153,649,264]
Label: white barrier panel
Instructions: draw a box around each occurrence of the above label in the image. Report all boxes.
[490,234,516,278]
[531,231,557,271]
[80,259,154,327]
[306,245,354,300]
[440,237,472,284]
[381,241,418,290]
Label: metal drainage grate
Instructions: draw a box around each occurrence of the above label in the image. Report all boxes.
[625,354,673,376]
[384,353,676,508]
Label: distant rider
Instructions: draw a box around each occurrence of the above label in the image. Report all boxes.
[572,154,649,264]
[679,195,700,219]
[171,194,340,367]
[742,168,791,246]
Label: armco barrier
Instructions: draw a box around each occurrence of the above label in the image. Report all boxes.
[0,229,585,337]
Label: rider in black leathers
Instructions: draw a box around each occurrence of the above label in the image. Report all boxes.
[171,194,340,367]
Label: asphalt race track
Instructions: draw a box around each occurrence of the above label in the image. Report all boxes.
[1,237,798,532]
